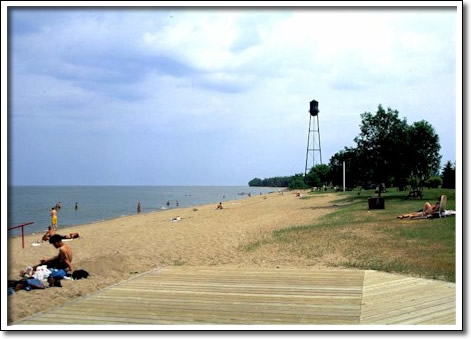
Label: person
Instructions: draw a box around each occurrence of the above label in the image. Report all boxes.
[56,201,62,210]
[167,201,170,206]
[63,232,80,239]
[34,234,74,272]
[50,207,58,230]
[42,226,56,242]
[216,202,223,210]
[137,201,141,213]
[397,201,440,219]
[42,227,79,242]
[176,200,179,207]
[75,202,78,210]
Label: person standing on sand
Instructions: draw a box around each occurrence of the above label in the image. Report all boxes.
[50,207,58,230]
[137,201,141,213]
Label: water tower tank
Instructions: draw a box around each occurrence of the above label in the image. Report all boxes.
[309,100,319,116]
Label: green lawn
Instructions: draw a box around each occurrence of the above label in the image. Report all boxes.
[247,188,456,282]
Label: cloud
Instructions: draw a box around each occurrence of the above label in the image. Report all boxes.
[8,7,457,185]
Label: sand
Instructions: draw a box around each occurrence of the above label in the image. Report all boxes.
[7,191,338,323]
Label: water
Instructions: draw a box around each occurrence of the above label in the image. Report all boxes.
[7,186,276,236]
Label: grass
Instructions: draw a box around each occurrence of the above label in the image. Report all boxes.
[244,188,456,282]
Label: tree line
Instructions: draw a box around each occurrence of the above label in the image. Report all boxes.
[249,105,455,190]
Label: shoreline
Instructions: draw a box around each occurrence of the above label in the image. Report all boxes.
[8,187,282,238]
[8,192,278,240]
[8,190,337,323]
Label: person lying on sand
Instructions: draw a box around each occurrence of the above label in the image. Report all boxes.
[42,226,80,242]
[63,232,80,239]
[397,201,440,219]
[42,225,56,242]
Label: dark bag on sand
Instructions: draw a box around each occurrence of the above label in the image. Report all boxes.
[48,277,62,288]
[72,269,90,280]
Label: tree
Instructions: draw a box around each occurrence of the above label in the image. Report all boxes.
[329,147,362,188]
[288,174,309,189]
[354,105,409,195]
[248,178,262,187]
[424,176,442,188]
[407,121,441,189]
[305,164,331,188]
[441,161,455,188]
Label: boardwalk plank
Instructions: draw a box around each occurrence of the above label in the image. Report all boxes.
[360,270,455,325]
[15,268,456,326]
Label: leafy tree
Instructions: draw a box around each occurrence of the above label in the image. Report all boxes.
[424,175,442,188]
[354,105,409,195]
[288,174,309,189]
[249,175,297,187]
[329,147,362,188]
[248,178,263,187]
[441,161,456,188]
[407,121,441,189]
[305,164,331,187]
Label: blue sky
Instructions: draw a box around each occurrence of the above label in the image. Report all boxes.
[7,6,458,186]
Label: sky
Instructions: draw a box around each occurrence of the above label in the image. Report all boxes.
[6,5,458,186]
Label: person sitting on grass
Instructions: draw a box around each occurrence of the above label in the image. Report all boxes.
[397,201,440,219]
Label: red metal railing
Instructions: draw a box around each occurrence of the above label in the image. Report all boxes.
[8,222,35,249]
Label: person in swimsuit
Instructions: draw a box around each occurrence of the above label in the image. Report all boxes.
[50,207,58,230]
[34,234,74,272]
[397,201,440,219]
[42,226,80,242]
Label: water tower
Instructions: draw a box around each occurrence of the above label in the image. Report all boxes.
[304,99,322,176]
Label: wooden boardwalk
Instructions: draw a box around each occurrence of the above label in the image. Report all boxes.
[360,270,456,325]
[15,267,455,325]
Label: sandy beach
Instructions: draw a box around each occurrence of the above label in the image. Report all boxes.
[8,191,338,323]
